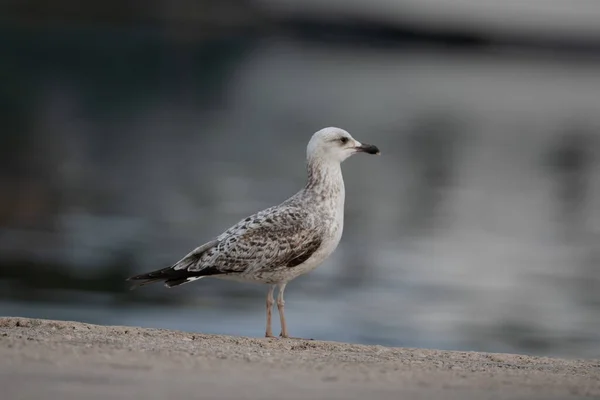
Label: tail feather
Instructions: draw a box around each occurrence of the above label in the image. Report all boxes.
[126,240,218,290]
[127,265,203,289]
[126,239,222,289]
[164,276,204,288]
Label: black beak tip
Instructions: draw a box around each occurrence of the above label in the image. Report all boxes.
[360,144,380,155]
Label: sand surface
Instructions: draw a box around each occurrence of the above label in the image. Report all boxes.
[1,317,599,399]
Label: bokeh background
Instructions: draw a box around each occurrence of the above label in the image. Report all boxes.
[2,0,600,359]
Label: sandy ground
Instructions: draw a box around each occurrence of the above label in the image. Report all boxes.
[1,317,599,400]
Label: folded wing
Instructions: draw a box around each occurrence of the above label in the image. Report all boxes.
[127,205,324,288]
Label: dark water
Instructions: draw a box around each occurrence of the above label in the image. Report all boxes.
[1,25,600,358]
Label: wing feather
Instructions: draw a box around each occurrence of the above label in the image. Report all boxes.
[193,205,324,276]
[127,205,325,288]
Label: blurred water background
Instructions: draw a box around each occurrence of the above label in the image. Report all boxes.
[2,0,600,359]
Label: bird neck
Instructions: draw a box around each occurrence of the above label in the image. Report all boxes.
[304,157,344,198]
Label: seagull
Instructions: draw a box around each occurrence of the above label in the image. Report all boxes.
[127,127,380,338]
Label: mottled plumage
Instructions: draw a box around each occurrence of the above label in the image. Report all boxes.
[127,127,380,338]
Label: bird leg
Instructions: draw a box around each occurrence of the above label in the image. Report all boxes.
[265,285,275,338]
[277,283,289,338]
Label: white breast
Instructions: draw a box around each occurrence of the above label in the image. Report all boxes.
[287,185,345,280]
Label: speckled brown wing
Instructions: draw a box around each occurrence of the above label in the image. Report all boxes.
[191,205,325,277]
[127,205,325,288]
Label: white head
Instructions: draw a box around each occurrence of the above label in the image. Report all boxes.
[306,127,380,164]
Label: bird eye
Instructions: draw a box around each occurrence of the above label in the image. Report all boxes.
[339,137,349,145]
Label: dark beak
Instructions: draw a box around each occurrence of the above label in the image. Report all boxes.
[356,143,380,155]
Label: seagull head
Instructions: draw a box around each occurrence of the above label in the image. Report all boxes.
[306,127,380,163]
